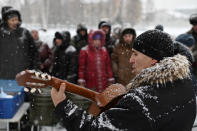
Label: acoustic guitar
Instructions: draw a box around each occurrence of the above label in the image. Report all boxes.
[15,70,126,116]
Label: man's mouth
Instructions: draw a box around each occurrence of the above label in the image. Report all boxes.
[131,65,136,73]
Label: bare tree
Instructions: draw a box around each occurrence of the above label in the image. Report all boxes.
[2,0,143,28]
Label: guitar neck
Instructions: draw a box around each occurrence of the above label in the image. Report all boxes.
[49,77,99,102]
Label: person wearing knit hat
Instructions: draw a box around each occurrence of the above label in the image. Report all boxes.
[51,29,196,131]
[176,33,195,51]
[111,27,136,86]
[132,29,174,62]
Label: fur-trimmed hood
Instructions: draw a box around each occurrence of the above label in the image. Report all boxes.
[127,54,191,90]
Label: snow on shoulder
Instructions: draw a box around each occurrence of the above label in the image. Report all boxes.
[65,45,76,53]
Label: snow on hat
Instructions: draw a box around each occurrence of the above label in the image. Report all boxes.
[133,30,174,61]
[175,33,195,48]
[1,6,12,16]
[93,33,102,40]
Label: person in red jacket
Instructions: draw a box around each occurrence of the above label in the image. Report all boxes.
[78,30,114,92]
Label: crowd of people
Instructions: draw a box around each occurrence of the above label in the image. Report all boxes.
[1,5,197,131]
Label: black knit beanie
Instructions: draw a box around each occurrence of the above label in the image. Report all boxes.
[55,32,63,40]
[122,28,136,36]
[133,30,174,61]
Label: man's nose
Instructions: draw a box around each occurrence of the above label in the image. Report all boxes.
[129,56,135,64]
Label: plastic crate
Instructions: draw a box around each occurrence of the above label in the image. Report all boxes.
[0,80,25,119]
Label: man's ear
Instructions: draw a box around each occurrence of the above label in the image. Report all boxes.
[151,59,158,66]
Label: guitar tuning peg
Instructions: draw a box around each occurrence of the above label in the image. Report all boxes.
[28,70,36,74]
[35,72,41,78]
[30,88,37,93]
[41,73,51,80]
[41,73,47,79]
[37,89,42,94]
[30,88,42,94]
[47,75,51,80]
[24,87,30,92]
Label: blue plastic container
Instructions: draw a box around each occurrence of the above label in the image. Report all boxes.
[0,80,25,119]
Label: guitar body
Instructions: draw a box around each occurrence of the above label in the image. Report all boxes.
[88,93,125,116]
[16,70,126,116]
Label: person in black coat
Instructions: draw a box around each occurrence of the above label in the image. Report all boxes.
[174,39,197,95]
[98,20,115,57]
[71,23,88,55]
[0,8,40,79]
[51,31,78,84]
[51,30,196,131]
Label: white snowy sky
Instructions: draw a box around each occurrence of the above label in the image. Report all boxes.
[153,0,197,10]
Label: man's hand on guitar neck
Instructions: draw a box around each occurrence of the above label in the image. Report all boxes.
[51,83,67,107]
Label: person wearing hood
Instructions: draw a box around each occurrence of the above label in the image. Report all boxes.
[0,8,40,79]
[0,8,40,130]
[98,20,115,57]
[0,6,12,27]
[51,31,78,83]
[78,30,114,93]
[111,27,136,86]
[51,29,196,131]
[71,23,88,54]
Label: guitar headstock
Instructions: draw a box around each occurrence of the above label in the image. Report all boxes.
[16,70,52,89]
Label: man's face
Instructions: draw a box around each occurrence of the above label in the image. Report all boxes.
[31,30,39,41]
[123,34,134,44]
[7,16,19,31]
[55,38,63,46]
[129,49,157,75]
[79,30,86,36]
[193,25,197,33]
[93,39,102,48]
[101,26,110,35]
